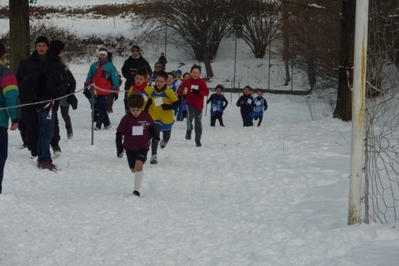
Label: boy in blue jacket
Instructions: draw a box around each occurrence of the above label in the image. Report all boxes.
[206,84,228,127]
[251,89,268,126]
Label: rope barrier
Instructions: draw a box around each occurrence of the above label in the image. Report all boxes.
[0,84,126,111]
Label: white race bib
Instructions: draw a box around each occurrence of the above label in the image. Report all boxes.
[132,126,144,136]
[256,101,261,106]
[247,98,252,104]
[191,85,199,91]
[143,94,148,101]
[154,97,163,106]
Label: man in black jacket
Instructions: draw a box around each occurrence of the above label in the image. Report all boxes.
[121,45,151,112]
[36,40,69,171]
[17,36,49,157]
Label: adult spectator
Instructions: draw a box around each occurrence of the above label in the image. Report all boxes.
[0,42,19,193]
[17,36,48,157]
[36,40,69,171]
[121,45,150,112]
[158,52,167,71]
[84,48,120,130]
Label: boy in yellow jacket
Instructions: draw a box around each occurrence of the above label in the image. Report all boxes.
[144,71,179,164]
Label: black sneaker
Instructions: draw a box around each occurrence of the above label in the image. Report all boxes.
[196,140,202,147]
[133,190,140,197]
[52,145,61,156]
[150,155,158,165]
[185,130,192,140]
[67,128,73,139]
[160,140,168,149]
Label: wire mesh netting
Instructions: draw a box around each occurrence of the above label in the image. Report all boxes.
[364,0,399,224]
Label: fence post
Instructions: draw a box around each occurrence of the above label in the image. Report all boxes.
[348,0,369,225]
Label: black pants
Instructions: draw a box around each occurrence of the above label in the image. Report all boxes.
[26,105,39,156]
[60,105,72,131]
[241,111,253,127]
[0,127,7,193]
[210,114,224,127]
[151,123,171,155]
[253,115,263,126]
[51,115,60,148]
[18,107,28,145]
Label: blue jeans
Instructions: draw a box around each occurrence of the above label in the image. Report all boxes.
[0,127,8,193]
[95,96,110,129]
[37,108,56,163]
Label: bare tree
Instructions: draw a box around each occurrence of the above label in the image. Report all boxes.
[333,0,355,121]
[233,0,283,59]
[136,0,232,78]
[9,0,30,72]
[282,0,341,91]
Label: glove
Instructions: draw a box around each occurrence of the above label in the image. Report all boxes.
[113,93,118,101]
[192,89,200,95]
[83,88,92,99]
[161,104,174,110]
[117,150,124,158]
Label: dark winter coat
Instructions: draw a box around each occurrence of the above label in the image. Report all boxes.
[121,56,151,91]
[16,51,45,84]
[36,55,69,110]
[158,55,167,70]
[236,94,255,114]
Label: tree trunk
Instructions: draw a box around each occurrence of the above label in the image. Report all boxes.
[282,0,291,85]
[333,0,356,121]
[9,0,30,73]
[202,43,214,78]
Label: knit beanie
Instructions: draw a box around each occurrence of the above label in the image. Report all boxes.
[35,36,49,47]
[131,44,140,51]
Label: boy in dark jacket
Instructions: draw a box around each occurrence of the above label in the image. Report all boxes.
[206,84,228,127]
[236,86,255,127]
[116,93,159,197]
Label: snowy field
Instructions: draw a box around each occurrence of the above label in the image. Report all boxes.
[0,1,399,265]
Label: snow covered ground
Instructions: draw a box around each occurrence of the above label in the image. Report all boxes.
[1,1,399,265]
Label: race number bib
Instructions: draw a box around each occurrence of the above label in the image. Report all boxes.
[247,98,252,104]
[132,126,144,136]
[191,85,199,91]
[154,97,163,106]
[212,105,220,112]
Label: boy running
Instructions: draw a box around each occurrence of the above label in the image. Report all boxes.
[206,84,228,127]
[116,93,159,197]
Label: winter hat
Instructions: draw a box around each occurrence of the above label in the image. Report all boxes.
[215,84,224,91]
[48,40,65,55]
[176,69,182,75]
[35,36,49,47]
[131,45,140,51]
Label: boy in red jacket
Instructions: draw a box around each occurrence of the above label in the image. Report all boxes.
[177,65,209,147]
[116,93,159,197]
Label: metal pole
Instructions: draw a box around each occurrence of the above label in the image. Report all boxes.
[91,91,95,146]
[233,33,238,101]
[165,20,167,57]
[348,0,369,225]
[268,40,271,90]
